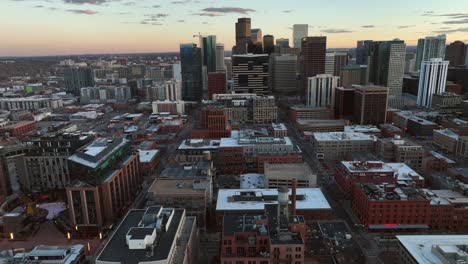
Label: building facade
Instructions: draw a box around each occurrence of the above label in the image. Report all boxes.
[269,54,298,95]
[293,24,308,49]
[415,34,446,70]
[306,74,339,108]
[353,85,388,125]
[416,58,449,108]
[232,54,269,95]
[180,43,203,101]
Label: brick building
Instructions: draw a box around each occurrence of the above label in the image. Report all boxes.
[406,117,437,138]
[0,121,35,137]
[200,106,232,139]
[375,136,423,170]
[289,106,333,122]
[207,72,226,99]
[138,149,160,176]
[311,132,375,161]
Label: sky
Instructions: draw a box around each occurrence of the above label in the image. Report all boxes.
[1,0,468,56]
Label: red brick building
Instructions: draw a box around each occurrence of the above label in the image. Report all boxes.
[0,121,35,136]
[199,106,231,139]
[208,72,226,99]
[138,149,160,176]
[289,106,333,122]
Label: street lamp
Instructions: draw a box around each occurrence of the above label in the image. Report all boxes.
[67,232,71,240]
[9,232,14,240]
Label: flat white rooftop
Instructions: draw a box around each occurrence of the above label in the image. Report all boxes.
[397,235,468,264]
[344,125,381,133]
[313,132,375,142]
[216,188,331,212]
[434,129,459,140]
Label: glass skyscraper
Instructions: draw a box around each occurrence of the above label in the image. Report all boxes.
[202,35,217,73]
[180,43,203,101]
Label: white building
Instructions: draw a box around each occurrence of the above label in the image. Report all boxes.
[325,51,348,76]
[216,43,226,72]
[172,62,181,81]
[306,74,339,108]
[293,24,308,49]
[415,34,446,70]
[417,58,449,108]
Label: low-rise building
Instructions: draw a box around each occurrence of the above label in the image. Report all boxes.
[264,163,317,188]
[271,123,288,137]
[406,117,437,138]
[396,235,468,264]
[296,119,347,133]
[344,125,381,137]
[433,129,459,153]
[152,100,185,114]
[138,149,160,176]
[96,206,198,264]
[311,132,375,161]
[9,244,85,264]
[375,136,423,170]
[0,121,35,137]
[289,106,333,122]
[176,139,220,163]
[379,123,404,138]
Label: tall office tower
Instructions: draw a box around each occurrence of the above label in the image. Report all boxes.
[368,40,406,97]
[208,72,227,99]
[325,51,348,76]
[405,52,416,73]
[340,65,368,87]
[251,28,262,44]
[293,24,308,49]
[216,43,226,72]
[165,80,182,101]
[334,87,355,119]
[64,67,94,95]
[415,34,446,70]
[172,63,182,81]
[269,54,298,95]
[276,38,290,48]
[224,58,233,80]
[263,35,275,55]
[202,35,217,73]
[180,43,203,101]
[306,74,339,108]
[353,85,389,125]
[300,37,327,91]
[234,18,251,54]
[445,41,466,66]
[417,58,449,108]
[232,54,269,95]
[356,40,373,65]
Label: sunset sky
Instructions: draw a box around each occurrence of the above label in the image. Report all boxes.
[2,0,468,56]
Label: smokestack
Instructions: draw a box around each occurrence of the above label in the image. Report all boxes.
[292,178,297,216]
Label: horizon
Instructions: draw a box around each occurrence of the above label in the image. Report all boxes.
[2,0,468,56]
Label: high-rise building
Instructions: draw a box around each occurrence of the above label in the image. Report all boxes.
[234,18,251,54]
[269,54,298,95]
[300,37,327,89]
[276,38,289,48]
[224,57,233,80]
[202,35,217,73]
[208,72,227,99]
[417,58,449,108]
[445,41,466,66]
[64,67,94,95]
[232,54,269,95]
[164,79,182,101]
[293,24,308,49]
[251,28,262,44]
[172,63,181,81]
[340,64,368,87]
[180,43,203,101]
[263,34,275,54]
[356,40,373,65]
[306,74,339,108]
[325,51,348,76]
[405,52,416,73]
[334,87,355,119]
[353,85,389,125]
[216,43,226,72]
[415,34,446,70]
[368,40,406,97]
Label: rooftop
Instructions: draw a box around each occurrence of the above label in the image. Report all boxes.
[434,129,459,140]
[312,132,375,142]
[178,139,220,150]
[240,173,266,189]
[138,149,160,163]
[397,235,468,264]
[358,183,427,201]
[148,178,208,195]
[264,163,315,182]
[272,123,287,131]
[68,137,128,169]
[216,188,331,212]
[344,125,381,134]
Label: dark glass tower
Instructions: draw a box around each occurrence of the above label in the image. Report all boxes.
[202,35,217,73]
[180,43,203,101]
[263,35,275,55]
[64,67,94,96]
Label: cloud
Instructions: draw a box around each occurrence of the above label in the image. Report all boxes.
[283,10,293,13]
[192,12,222,17]
[123,2,136,6]
[321,29,353,33]
[152,5,161,8]
[67,9,98,14]
[64,0,107,4]
[177,20,185,22]
[34,5,44,8]
[442,18,468,24]
[361,25,375,28]
[171,0,190,4]
[398,25,415,29]
[202,21,208,24]
[433,27,468,34]
[201,7,255,14]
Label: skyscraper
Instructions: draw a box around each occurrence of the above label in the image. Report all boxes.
[445,41,466,66]
[269,54,298,95]
[202,35,217,73]
[64,67,94,95]
[356,40,373,65]
[234,18,251,55]
[405,52,416,73]
[300,36,327,91]
[276,38,290,48]
[216,43,226,72]
[208,72,227,99]
[368,40,406,98]
[417,58,449,108]
[180,43,203,101]
[325,51,348,76]
[263,35,275,55]
[415,34,446,70]
[232,54,269,95]
[293,24,308,49]
[340,64,368,87]
[306,74,340,108]
[353,85,388,125]
[251,28,262,45]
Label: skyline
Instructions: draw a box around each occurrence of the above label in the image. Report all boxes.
[2,0,468,56]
